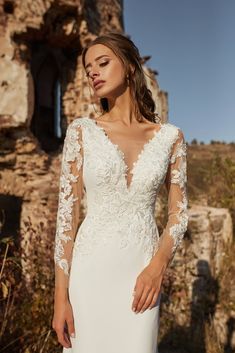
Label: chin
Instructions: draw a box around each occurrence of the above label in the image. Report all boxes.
[93,87,108,98]
[96,90,112,100]
[99,86,123,100]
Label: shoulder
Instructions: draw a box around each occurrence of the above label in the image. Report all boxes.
[67,116,90,130]
[63,118,87,145]
[163,122,185,141]
[65,116,92,137]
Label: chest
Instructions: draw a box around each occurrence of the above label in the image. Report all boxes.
[81,119,178,194]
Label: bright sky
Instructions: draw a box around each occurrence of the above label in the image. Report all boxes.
[124,0,235,143]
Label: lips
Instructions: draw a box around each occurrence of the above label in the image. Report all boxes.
[94,80,105,89]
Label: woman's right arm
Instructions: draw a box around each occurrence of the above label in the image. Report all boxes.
[52,119,84,348]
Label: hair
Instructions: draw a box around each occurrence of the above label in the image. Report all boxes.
[81,32,160,123]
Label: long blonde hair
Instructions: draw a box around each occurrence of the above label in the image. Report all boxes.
[82,32,159,123]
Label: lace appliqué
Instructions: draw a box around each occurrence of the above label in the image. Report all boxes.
[54,117,189,271]
[72,119,187,265]
[54,120,82,275]
[170,139,187,164]
[169,140,188,256]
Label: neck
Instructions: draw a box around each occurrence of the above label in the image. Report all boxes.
[105,87,140,126]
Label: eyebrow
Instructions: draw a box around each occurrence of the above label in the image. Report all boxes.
[85,55,110,70]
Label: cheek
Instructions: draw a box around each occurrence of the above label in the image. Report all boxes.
[106,63,126,86]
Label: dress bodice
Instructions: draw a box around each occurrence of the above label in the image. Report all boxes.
[53,117,189,289]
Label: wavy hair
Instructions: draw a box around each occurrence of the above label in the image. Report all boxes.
[81,32,160,123]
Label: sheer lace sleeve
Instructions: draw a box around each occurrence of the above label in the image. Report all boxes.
[156,128,189,266]
[54,120,83,289]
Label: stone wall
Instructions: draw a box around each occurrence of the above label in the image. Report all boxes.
[0,0,168,283]
[159,204,234,351]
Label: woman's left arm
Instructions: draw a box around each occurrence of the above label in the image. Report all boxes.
[150,128,189,269]
[131,128,189,313]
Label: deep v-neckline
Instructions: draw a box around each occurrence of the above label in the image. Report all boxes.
[90,117,163,191]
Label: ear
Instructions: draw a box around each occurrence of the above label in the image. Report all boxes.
[130,64,135,75]
[127,64,135,76]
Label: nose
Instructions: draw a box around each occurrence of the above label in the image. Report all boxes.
[90,69,100,80]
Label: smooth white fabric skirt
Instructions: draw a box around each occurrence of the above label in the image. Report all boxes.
[63,233,161,353]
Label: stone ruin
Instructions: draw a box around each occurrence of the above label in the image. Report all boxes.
[0,0,168,281]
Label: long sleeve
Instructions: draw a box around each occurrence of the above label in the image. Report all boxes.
[54,120,83,289]
[156,128,189,265]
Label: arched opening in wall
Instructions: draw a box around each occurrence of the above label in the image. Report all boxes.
[30,43,64,153]
[3,1,14,14]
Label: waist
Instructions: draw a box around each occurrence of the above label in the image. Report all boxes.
[87,207,154,219]
[82,209,156,232]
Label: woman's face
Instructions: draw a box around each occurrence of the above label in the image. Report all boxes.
[84,44,127,99]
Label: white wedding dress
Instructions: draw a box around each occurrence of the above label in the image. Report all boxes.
[54,116,188,353]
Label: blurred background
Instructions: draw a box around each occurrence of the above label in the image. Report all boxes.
[0,1,234,352]
[124,0,235,144]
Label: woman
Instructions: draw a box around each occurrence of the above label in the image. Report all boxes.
[52,32,188,353]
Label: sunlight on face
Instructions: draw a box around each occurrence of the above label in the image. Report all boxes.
[84,44,127,99]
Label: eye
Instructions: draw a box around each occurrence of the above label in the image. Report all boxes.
[99,61,109,67]
[85,61,109,78]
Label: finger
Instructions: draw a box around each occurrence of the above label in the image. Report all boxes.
[57,329,71,348]
[132,284,137,297]
[64,330,72,347]
[135,286,152,313]
[149,290,161,310]
[132,281,144,312]
[67,318,76,338]
[139,289,155,313]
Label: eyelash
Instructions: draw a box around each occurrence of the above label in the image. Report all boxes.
[86,61,109,77]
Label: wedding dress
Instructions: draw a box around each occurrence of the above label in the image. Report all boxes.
[54,116,188,353]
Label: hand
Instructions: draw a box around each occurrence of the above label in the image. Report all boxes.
[52,298,75,348]
[131,261,166,314]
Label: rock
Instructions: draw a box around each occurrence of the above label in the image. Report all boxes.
[187,205,233,276]
[160,204,234,350]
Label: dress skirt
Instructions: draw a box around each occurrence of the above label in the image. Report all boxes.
[63,229,161,353]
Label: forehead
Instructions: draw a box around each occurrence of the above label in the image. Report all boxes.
[85,44,115,64]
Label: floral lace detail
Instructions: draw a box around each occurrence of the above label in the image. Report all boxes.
[170,139,187,164]
[72,118,188,264]
[54,119,83,276]
[170,140,188,248]
[54,116,189,278]
[168,135,188,259]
